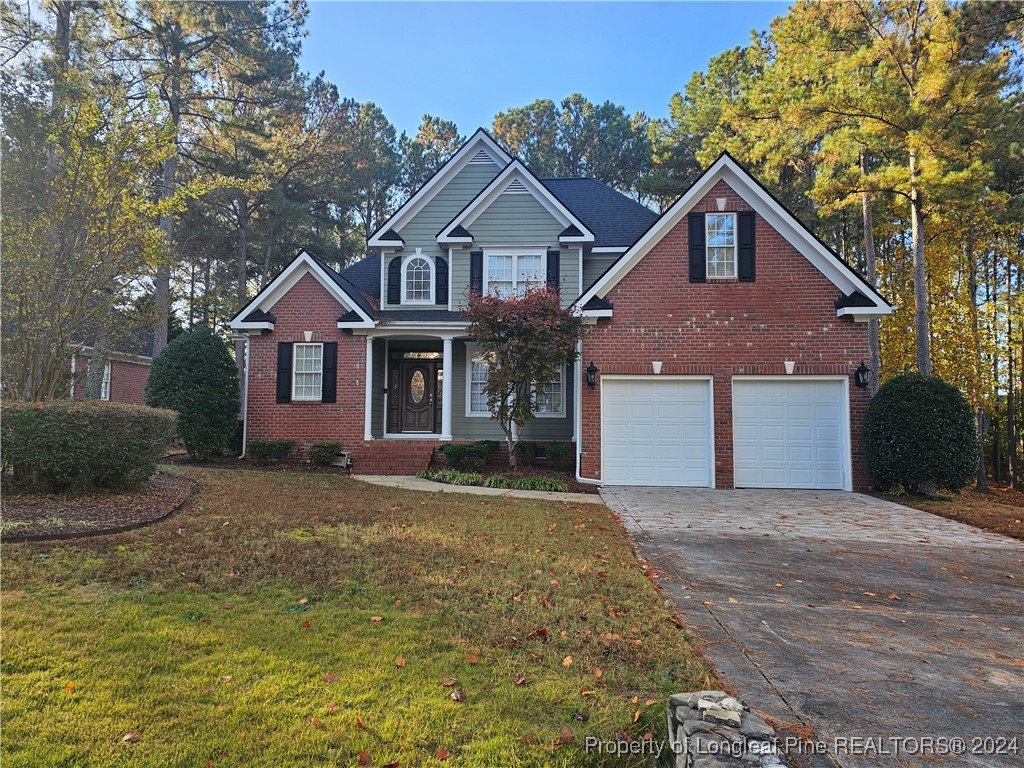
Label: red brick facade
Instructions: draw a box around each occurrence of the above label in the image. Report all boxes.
[578,180,872,490]
[71,355,151,404]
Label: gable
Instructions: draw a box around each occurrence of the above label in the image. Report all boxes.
[469,190,565,245]
[575,153,891,320]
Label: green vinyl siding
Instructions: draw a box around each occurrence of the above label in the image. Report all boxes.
[451,194,581,311]
[449,340,573,442]
[582,254,620,292]
[387,162,502,309]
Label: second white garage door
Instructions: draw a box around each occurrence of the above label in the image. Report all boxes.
[732,378,849,490]
[601,377,713,486]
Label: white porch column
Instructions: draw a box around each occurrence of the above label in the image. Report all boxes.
[440,335,454,441]
[363,336,374,441]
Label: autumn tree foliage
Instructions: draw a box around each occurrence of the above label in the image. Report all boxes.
[463,289,582,468]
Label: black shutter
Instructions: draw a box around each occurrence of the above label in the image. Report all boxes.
[469,250,483,295]
[387,257,401,304]
[276,342,293,404]
[435,257,448,305]
[737,211,756,282]
[688,212,706,283]
[321,342,337,403]
[546,249,560,294]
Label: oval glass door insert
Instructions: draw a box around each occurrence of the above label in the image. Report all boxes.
[409,370,425,404]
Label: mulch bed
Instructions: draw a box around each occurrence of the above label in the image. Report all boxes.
[480,467,599,495]
[2,473,197,542]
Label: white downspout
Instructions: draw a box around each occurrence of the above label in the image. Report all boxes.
[237,333,251,459]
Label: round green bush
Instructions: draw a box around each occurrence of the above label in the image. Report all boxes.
[1,401,177,492]
[308,441,343,467]
[863,373,977,493]
[145,327,240,460]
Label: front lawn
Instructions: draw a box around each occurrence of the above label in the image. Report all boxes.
[1,467,712,767]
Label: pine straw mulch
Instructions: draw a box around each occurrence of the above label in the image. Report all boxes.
[888,483,1024,541]
[1,472,197,542]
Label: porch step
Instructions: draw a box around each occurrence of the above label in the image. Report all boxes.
[354,440,439,475]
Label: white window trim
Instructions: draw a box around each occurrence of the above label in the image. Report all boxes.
[464,344,565,419]
[482,247,548,297]
[100,361,111,401]
[706,212,738,280]
[292,342,324,402]
[401,251,434,305]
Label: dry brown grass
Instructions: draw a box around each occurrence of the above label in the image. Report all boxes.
[896,484,1024,540]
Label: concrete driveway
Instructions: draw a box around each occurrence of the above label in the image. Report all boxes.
[602,488,1024,768]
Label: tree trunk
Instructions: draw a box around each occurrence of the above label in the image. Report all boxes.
[234,193,250,392]
[153,52,182,357]
[860,153,880,394]
[967,230,989,492]
[909,151,930,374]
[1007,256,1018,489]
[261,221,275,288]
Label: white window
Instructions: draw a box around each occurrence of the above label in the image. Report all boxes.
[534,367,564,416]
[292,343,323,401]
[485,249,546,298]
[402,253,433,303]
[706,213,737,279]
[467,348,492,416]
[100,361,111,401]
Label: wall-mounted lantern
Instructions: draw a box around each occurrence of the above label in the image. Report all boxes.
[586,361,599,388]
[854,360,870,389]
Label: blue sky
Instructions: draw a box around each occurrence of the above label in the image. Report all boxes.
[300,2,789,137]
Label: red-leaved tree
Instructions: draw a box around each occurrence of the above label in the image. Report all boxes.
[463,287,582,468]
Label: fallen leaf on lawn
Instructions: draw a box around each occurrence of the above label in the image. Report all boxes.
[371,616,384,622]
[581,689,596,696]
[222,603,234,610]
[64,683,74,691]
[357,751,371,766]
[513,674,530,686]
[728,597,738,603]
[439,678,457,687]
[205,760,215,768]
[327,702,338,713]
[550,580,559,588]
[593,668,602,678]
[395,657,406,668]
[630,696,638,704]
[562,656,573,667]
[310,716,321,728]
[395,599,403,605]
[436,748,451,760]
[466,655,479,664]
[383,763,398,768]
[219,675,232,683]
[863,592,877,597]
[554,726,573,746]
[301,620,311,629]
[322,673,342,683]
[888,593,902,600]
[298,597,308,604]
[633,709,641,723]
[121,732,140,743]
[774,583,783,588]
[451,689,467,702]
[645,699,656,707]
[356,715,365,729]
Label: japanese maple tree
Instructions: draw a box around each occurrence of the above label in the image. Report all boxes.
[463,287,582,469]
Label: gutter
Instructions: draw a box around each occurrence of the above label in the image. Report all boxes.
[232,333,251,459]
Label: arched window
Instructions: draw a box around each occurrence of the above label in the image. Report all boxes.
[402,253,433,303]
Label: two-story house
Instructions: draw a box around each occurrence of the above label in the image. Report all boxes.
[230,129,891,488]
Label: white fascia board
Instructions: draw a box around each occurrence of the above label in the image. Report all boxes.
[574,154,890,316]
[836,307,892,320]
[368,131,511,247]
[232,251,376,328]
[438,236,473,245]
[437,160,595,244]
[581,309,613,318]
[591,246,627,254]
[366,322,467,336]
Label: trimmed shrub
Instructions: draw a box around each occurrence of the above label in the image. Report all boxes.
[145,327,240,460]
[864,373,977,493]
[1,401,177,492]
[417,468,483,486]
[515,441,538,466]
[512,476,568,493]
[308,441,344,467]
[441,443,485,472]
[248,439,296,464]
[474,440,500,460]
[545,441,569,464]
[484,475,511,489]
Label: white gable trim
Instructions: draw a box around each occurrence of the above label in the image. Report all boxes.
[229,251,375,331]
[368,130,511,248]
[574,154,891,319]
[437,160,595,245]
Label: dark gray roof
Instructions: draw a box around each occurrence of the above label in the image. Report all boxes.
[339,253,381,301]
[243,309,277,323]
[310,253,376,316]
[541,178,659,248]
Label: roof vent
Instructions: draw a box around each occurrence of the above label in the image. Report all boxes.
[504,178,529,194]
[468,149,493,165]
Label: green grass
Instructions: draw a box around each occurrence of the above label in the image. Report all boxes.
[1,467,712,767]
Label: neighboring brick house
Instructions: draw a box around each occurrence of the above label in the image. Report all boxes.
[230,131,891,488]
[71,334,153,404]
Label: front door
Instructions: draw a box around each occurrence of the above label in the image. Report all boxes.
[400,360,437,433]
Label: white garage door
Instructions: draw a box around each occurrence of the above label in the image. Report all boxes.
[732,379,848,490]
[602,378,713,486]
